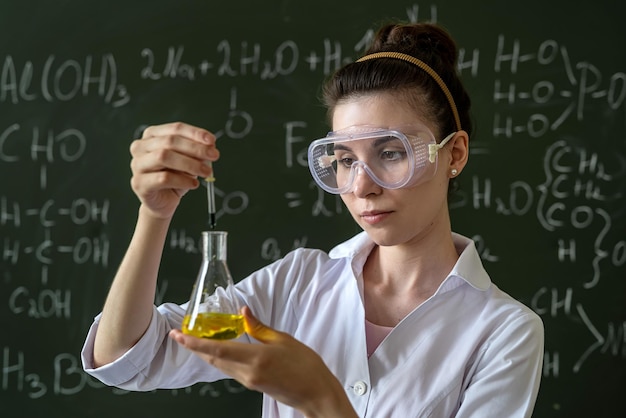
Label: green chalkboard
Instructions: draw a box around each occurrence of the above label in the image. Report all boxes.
[1,1,624,417]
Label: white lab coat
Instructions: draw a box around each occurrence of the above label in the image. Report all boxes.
[82,232,544,417]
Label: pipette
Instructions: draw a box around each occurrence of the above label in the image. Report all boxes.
[206,162,216,229]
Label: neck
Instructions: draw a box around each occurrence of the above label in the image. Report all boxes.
[362,226,459,326]
[372,233,457,292]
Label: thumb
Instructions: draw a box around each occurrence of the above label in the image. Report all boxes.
[242,306,281,343]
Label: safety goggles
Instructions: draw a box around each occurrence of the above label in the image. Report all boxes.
[308,125,455,194]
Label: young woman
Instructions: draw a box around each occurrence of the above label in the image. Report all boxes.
[82,22,544,417]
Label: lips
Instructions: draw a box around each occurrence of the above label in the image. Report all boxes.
[359,210,392,225]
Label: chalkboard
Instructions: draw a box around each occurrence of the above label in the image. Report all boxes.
[1,1,624,417]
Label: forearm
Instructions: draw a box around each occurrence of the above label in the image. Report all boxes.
[301,372,358,418]
[304,400,359,418]
[93,205,171,367]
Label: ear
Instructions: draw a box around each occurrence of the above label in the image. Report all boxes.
[447,130,469,177]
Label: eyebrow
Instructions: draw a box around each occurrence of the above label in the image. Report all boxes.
[332,135,399,152]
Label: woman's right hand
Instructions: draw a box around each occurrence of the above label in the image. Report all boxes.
[129,122,218,219]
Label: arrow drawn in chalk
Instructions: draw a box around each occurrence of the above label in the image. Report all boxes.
[573,303,604,373]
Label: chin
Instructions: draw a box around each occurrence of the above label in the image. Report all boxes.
[362,226,402,247]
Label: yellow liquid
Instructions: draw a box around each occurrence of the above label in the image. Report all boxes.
[182,312,244,340]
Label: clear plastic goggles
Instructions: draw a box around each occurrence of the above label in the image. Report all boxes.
[307,125,455,194]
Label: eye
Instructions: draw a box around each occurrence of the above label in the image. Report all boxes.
[338,156,355,168]
[334,150,356,168]
[380,149,406,162]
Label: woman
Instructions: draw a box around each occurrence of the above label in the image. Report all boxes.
[82,22,544,417]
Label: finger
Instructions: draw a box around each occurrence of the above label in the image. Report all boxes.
[242,306,282,344]
[131,170,200,196]
[131,145,213,179]
[130,135,219,169]
[169,329,219,354]
[169,329,277,394]
[141,122,216,145]
[169,329,255,364]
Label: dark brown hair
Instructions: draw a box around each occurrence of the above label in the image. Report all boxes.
[322,22,472,140]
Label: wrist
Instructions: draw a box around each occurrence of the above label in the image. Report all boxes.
[135,205,172,240]
[302,380,358,418]
[138,204,174,223]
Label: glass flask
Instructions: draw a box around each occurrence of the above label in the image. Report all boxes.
[182,231,244,340]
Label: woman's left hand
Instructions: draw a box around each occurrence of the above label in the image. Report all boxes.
[169,306,357,418]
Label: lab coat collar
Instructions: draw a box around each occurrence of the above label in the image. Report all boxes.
[328,231,491,292]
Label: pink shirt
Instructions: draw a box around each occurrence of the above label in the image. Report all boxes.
[365,319,393,357]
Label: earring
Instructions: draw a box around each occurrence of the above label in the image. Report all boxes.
[451,168,458,177]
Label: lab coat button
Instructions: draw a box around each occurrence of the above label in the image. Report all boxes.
[353,380,368,396]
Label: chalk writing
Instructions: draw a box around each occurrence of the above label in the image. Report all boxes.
[0,54,129,107]
[1,347,248,398]
[493,36,626,138]
[260,236,309,262]
[8,287,71,319]
[0,4,623,417]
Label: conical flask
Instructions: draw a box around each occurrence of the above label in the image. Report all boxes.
[182,231,243,340]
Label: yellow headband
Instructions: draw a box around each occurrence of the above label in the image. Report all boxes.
[356,52,462,132]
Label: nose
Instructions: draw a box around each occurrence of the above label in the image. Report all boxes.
[351,164,381,197]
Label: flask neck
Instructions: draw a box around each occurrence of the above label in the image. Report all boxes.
[202,231,228,261]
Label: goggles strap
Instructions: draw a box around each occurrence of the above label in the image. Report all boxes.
[428,132,456,163]
[356,52,462,132]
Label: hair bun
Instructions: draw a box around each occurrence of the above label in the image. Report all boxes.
[367,23,458,73]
